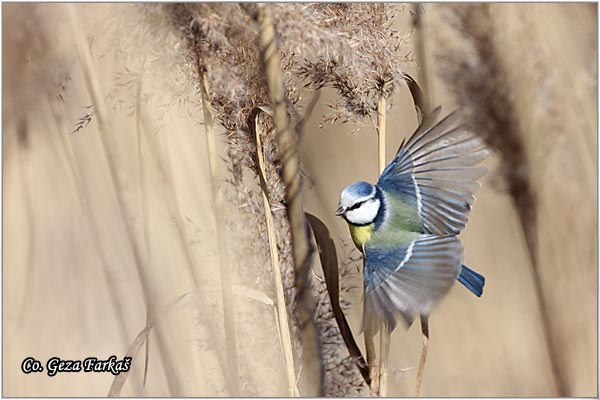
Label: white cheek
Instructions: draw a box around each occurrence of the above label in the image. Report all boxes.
[346,199,380,225]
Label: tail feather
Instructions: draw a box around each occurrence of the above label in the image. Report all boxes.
[457,264,485,297]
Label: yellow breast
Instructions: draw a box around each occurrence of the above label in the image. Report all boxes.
[348,223,375,253]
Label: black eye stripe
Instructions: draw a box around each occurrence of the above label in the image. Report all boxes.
[347,201,365,211]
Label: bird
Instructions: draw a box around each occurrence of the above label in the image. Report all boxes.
[335,107,488,394]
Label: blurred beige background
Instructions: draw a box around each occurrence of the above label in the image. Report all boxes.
[3,3,597,397]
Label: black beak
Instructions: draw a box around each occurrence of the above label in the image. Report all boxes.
[335,205,344,216]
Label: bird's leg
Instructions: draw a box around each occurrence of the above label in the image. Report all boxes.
[378,319,390,397]
[365,324,379,396]
[415,315,429,397]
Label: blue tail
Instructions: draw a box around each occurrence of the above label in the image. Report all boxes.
[457,264,485,297]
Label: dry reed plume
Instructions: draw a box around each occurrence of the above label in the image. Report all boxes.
[140,3,413,395]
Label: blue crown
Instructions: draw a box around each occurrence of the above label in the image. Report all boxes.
[344,181,374,198]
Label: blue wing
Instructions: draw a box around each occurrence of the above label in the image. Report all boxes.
[363,235,463,333]
[377,108,489,235]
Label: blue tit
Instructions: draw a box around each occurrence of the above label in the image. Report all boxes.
[336,107,488,333]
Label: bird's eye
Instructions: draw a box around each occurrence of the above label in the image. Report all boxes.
[347,201,364,211]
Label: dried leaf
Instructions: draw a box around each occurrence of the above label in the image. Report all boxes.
[306,213,369,384]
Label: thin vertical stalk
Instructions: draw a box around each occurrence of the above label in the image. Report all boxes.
[411,7,434,396]
[108,322,153,397]
[9,118,37,342]
[253,111,299,397]
[135,69,153,389]
[199,69,240,396]
[49,99,148,394]
[48,99,131,353]
[415,317,429,397]
[108,293,189,397]
[67,6,182,395]
[366,332,379,395]
[376,94,390,397]
[518,207,567,396]
[365,296,379,395]
[138,113,229,383]
[378,320,390,397]
[255,4,323,395]
[377,96,387,174]
[411,4,432,111]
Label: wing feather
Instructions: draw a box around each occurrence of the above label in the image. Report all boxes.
[363,235,462,333]
[378,109,489,235]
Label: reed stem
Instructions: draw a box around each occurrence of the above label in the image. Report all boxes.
[253,111,299,397]
[411,4,432,111]
[377,96,387,174]
[199,68,240,396]
[364,277,379,395]
[68,6,181,394]
[376,92,391,397]
[415,316,429,397]
[378,320,390,397]
[256,4,323,395]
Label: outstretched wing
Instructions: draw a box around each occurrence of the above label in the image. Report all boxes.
[363,235,462,333]
[377,108,489,235]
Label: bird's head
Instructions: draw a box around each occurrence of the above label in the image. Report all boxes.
[336,181,381,226]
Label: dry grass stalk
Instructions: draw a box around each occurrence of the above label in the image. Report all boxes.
[411,4,432,111]
[108,322,151,397]
[68,5,190,394]
[255,4,323,395]
[378,320,390,397]
[377,95,387,174]
[415,318,429,397]
[375,91,389,397]
[365,323,379,396]
[97,91,232,393]
[252,110,299,397]
[410,8,433,396]
[108,293,189,397]
[160,4,302,393]
[199,66,240,396]
[134,88,231,389]
[3,3,74,346]
[134,69,153,389]
[138,109,231,389]
[48,98,131,345]
[9,119,37,341]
